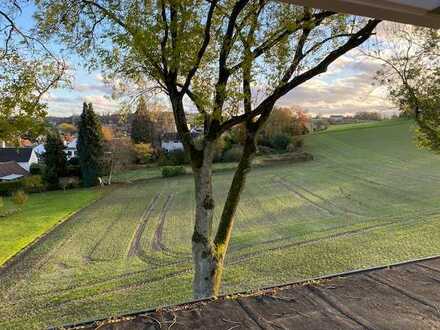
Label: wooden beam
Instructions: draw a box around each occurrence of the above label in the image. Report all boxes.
[282,0,440,28]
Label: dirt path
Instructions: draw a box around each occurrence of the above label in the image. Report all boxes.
[127,193,161,258]
[151,194,174,252]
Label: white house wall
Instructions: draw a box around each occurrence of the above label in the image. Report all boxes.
[161,141,184,152]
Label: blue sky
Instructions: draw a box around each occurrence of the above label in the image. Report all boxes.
[16,3,396,118]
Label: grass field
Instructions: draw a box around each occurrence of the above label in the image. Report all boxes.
[2,119,440,329]
[0,189,103,266]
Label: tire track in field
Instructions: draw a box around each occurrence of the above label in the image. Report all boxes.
[85,207,126,261]
[1,224,80,302]
[127,193,161,258]
[227,210,440,265]
[0,268,192,324]
[5,207,440,315]
[317,149,435,204]
[229,205,440,256]
[272,177,337,216]
[151,194,175,252]
[318,135,440,183]
[287,179,366,217]
[1,255,193,309]
[15,205,440,306]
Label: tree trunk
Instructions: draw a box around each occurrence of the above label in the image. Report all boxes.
[192,142,218,299]
[191,131,257,299]
[211,132,257,294]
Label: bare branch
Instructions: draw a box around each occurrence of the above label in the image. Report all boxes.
[218,19,382,135]
[180,0,218,96]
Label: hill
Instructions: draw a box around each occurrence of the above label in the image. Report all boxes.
[2,119,440,329]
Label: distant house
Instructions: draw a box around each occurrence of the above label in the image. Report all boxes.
[160,129,201,153]
[34,144,46,159]
[161,133,184,152]
[34,138,78,161]
[328,115,345,124]
[65,138,78,160]
[0,161,29,181]
[0,148,38,171]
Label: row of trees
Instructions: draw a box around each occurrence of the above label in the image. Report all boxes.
[43,103,103,189]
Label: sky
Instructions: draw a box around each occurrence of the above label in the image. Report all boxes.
[44,52,396,118]
[17,4,397,118]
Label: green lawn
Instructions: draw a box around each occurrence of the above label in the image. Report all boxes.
[112,162,238,183]
[2,119,440,329]
[0,189,103,266]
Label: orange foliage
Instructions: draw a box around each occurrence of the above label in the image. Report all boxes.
[102,126,114,142]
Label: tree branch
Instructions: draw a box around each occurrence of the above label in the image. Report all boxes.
[229,10,335,74]
[180,0,217,96]
[218,19,381,135]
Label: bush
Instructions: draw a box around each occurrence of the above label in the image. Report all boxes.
[68,157,80,166]
[0,180,25,196]
[60,177,81,190]
[12,190,28,205]
[287,136,304,152]
[161,166,185,177]
[159,150,189,166]
[66,165,81,177]
[29,163,43,175]
[133,143,154,164]
[23,175,44,193]
[222,146,243,162]
[271,134,292,151]
[0,175,45,196]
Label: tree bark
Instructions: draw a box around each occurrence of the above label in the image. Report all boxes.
[192,142,218,299]
[211,129,257,295]
[191,133,257,299]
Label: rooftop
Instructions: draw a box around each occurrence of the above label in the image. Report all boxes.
[0,161,29,178]
[0,148,33,163]
[63,255,440,329]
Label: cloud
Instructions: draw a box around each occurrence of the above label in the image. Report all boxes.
[277,54,396,116]
[83,95,120,113]
[72,82,112,94]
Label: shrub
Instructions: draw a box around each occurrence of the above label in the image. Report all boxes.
[0,180,24,196]
[159,150,189,166]
[222,146,243,162]
[29,163,43,175]
[287,136,304,152]
[161,166,185,177]
[133,143,154,164]
[66,165,81,177]
[12,190,28,205]
[68,157,80,166]
[271,134,292,151]
[0,176,45,196]
[23,175,44,193]
[60,177,81,190]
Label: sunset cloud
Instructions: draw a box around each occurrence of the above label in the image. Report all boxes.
[46,51,395,117]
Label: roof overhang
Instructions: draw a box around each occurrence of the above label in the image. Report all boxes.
[0,174,24,181]
[282,0,440,28]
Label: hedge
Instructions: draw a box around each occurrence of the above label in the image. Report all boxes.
[0,175,44,196]
[161,166,185,178]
